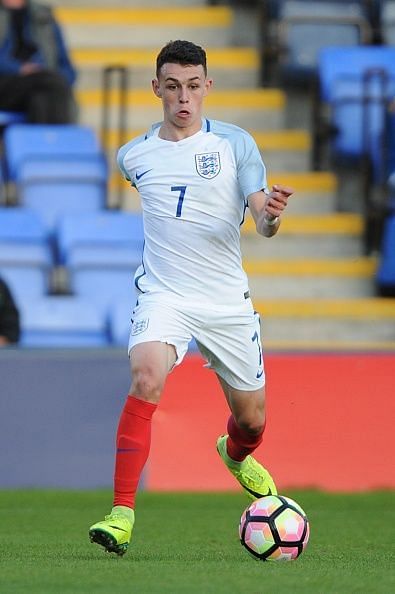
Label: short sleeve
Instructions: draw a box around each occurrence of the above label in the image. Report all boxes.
[231,131,268,200]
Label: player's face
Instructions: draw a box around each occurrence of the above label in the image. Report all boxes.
[152,63,212,136]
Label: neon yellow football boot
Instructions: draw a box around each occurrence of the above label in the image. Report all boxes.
[216,434,277,500]
[89,508,134,556]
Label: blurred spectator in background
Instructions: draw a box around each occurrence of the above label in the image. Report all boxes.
[0,276,20,345]
[0,0,77,123]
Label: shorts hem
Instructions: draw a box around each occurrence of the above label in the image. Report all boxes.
[214,369,265,392]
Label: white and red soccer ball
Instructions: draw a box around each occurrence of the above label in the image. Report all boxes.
[239,495,310,561]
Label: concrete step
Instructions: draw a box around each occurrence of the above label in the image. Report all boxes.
[241,233,364,259]
[245,257,377,299]
[245,257,376,277]
[261,318,395,346]
[242,212,362,236]
[56,6,234,48]
[283,192,337,214]
[265,171,337,196]
[241,212,364,259]
[77,87,286,130]
[255,298,395,319]
[249,275,375,299]
[254,298,395,345]
[254,130,311,172]
[73,47,261,89]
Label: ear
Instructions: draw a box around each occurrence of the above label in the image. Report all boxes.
[152,78,162,98]
[203,78,213,98]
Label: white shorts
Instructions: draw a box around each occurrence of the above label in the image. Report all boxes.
[128,293,265,391]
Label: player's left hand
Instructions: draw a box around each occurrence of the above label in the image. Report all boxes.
[264,184,294,220]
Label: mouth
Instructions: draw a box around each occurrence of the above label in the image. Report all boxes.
[176,110,191,118]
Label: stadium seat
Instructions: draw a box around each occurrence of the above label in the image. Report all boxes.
[56,211,144,311]
[275,0,371,84]
[19,296,109,347]
[108,299,135,347]
[0,266,50,308]
[331,73,395,180]
[318,46,395,103]
[0,110,26,128]
[314,46,395,179]
[3,124,105,180]
[57,210,144,264]
[2,124,108,233]
[0,207,52,305]
[0,206,50,246]
[376,212,395,296]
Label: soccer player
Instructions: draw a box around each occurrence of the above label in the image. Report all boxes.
[89,40,293,556]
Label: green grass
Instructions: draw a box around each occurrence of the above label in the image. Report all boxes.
[0,490,394,594]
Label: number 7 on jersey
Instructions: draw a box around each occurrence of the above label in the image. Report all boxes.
[171,185,187,218]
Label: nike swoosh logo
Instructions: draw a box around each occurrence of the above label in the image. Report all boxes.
[135,169,152,180]
[109,525,128,532]
[244,485,272,498]
[256,370,264,379]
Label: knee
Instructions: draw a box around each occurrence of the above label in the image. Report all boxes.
[234,407,266,436]
[37,71,70,92]
[130,364,164,402]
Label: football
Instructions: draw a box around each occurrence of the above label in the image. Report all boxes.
[239,495,310,561]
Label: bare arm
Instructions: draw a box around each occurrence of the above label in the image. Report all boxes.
[248,184,294,238]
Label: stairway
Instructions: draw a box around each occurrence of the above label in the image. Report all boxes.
[49,0,395,350]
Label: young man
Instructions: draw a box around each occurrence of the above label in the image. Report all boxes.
[89,40,293,556]
[0,0,77,123]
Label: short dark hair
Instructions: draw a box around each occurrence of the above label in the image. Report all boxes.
[156,40,207,78]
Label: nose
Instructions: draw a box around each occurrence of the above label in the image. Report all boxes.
[179,86,189,103]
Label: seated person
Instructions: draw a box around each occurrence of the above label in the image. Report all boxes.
[0,0,77,123]
[0,276,20,345]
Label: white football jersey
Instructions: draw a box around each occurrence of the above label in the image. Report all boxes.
[118,118,268,307]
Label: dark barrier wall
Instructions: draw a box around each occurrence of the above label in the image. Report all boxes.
[0,349,130,488]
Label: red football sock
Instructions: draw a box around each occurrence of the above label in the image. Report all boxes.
[113,395,157,509]
[226,415,265,462]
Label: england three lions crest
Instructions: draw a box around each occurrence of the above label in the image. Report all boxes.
[195,152,221,179]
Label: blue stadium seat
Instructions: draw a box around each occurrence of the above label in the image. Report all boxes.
[0,111,26,127]
[0,207,52,305]
[57,210,144,265]
[0,266,50,308]
[0,206,50,246]
[2,124,108,233]
[57,211,144,311]
[276,0,371,84]
[331,73,395,183]
[315,46,395,182]
[318,46,395,103]
[376,212,395,295]
[20,296,109,347]
[108,299,135,347]
[3,124,105,180]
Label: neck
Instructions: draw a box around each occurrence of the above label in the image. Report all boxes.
[158,120,202,142]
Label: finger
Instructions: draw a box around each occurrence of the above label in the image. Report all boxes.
[272,184,294,196]
[267,195,289,208]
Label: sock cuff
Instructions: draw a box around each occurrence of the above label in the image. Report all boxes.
[124,394,158,419]
[227,415,265,447]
